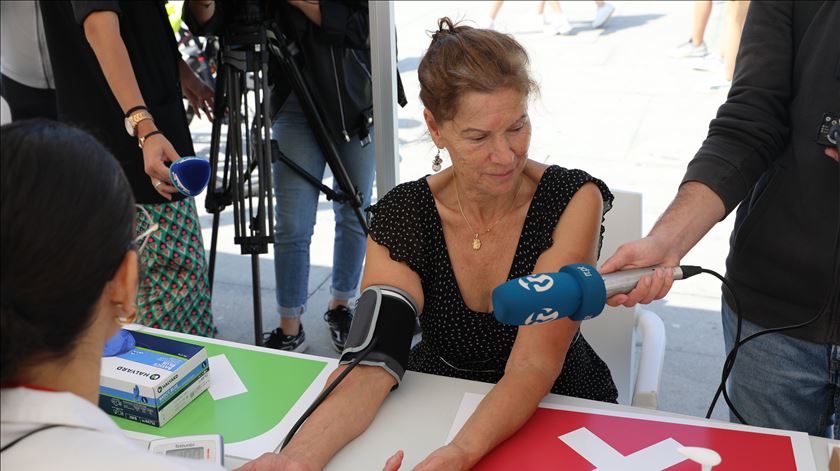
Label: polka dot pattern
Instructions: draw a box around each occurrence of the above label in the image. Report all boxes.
[369,166,618,403]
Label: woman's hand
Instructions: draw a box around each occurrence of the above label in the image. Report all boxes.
[179,59,214,121]
[826,147,839,162]
[382,450,404,471]
[138,121,180,200]
[402,443,469,471]
[235,452,312,471]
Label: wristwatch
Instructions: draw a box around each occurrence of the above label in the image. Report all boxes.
[124,109,154,137]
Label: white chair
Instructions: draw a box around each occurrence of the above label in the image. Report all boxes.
[580,190,666,409]
[1,96,11,125]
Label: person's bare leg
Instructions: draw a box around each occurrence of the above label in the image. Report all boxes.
[329,298,349,310]
[692,0,713,46]
[722,0,750,81]
[546,1,562,13]
[281,316,301,336]
[488,0,504,20]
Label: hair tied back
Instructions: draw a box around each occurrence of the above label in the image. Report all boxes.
[432,17,464,42]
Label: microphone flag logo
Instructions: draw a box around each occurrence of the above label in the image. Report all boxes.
[524,307,561,325]
[517,274,555,293]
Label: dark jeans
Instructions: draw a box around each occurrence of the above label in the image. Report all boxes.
[722,299,840,437]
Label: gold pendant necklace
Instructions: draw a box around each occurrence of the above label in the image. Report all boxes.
[454,173,522,251]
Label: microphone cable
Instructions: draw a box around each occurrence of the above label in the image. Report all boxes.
[705,129,840,423]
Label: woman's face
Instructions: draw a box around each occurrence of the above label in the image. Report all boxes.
[426,87,531,195]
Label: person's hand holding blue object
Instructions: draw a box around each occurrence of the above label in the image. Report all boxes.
[169,156,211,196]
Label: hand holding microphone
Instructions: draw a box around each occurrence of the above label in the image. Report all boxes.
[599,234,686,307]
[492,263,701,326]
[138,121,181,200]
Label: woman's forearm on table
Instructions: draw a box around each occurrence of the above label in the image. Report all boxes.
[282,364,396,469]
[449,368,555,467]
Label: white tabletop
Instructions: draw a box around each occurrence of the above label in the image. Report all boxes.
[222,368,835,470]
[128,327,833,470]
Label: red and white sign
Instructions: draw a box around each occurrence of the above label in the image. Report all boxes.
[447,393,816,470]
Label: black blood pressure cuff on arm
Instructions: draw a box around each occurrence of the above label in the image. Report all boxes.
[339,285,419,389]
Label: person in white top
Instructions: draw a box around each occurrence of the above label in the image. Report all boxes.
[0,120,224,471]
[0,1,56,120]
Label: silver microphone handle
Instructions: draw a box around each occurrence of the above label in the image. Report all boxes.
[603,266,684,298]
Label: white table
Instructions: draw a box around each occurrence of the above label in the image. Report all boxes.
[221,367,835,470]
[121,327,834,469]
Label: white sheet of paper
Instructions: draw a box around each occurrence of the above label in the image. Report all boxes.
[208,354,247,400]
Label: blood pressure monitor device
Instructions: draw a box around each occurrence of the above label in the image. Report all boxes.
[148,434,224,465]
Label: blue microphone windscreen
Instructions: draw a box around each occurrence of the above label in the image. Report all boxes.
[492,264,608,326]
[169,156,211,196]
[492,272,583,325]
[558,264,607,320]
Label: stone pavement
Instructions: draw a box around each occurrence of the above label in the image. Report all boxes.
[192,1,738,422]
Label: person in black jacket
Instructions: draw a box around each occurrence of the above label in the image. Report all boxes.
[600,1,839,437]
[186,0,404,353]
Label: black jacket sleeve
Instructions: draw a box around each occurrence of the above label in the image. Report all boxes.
[181,0,227,36]
[71,0,121,24]
[682,1,794,215]
[320,0,369,49]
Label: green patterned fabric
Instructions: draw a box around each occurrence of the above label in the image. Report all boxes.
[135,198,216,337]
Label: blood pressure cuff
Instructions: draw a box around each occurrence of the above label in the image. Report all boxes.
[339,285,419,388]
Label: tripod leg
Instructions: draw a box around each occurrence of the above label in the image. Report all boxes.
[208,211,221,293]
[251,252,263,346]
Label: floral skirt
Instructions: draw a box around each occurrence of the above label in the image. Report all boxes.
[135,198,216,337]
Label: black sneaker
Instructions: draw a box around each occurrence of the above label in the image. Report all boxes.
[324,305,353,352]
[263,325,308,352]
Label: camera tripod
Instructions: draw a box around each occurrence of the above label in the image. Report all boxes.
[205,21,369,346]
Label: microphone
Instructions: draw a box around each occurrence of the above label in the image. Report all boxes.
[169,156,211,197]
[492,264,701,325]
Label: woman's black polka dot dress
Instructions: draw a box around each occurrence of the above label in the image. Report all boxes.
[367,166,619,403]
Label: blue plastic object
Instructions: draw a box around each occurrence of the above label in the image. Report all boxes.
[102,329,136,357]
[169,156,211,196]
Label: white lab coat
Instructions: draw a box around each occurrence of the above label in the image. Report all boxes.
[1,387,227,471]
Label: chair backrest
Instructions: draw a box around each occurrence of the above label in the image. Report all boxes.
[580,189,642,405]
[1,97,11,125]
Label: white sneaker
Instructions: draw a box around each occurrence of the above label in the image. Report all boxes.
[547,13,573,35]
[690,54,724,73]
[476,17,495,30]
[591,2,615,29]
[670,39,708,58]
[708,77,732,92]
[512,12,546,33]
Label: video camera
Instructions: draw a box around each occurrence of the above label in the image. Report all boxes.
[816,112,839,147]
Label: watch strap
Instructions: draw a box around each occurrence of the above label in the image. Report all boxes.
[125,105,147,118]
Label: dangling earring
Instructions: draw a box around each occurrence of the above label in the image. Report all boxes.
[432,149,443,172]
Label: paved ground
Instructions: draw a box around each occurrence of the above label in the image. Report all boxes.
[192,1,739,421]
